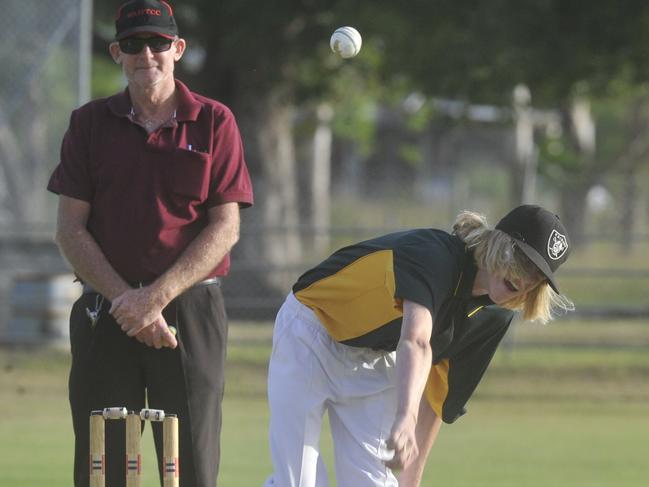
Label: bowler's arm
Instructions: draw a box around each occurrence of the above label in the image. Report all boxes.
[385,299,433,471]
[398,397,443,486]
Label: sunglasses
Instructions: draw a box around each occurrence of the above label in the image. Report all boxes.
[119,36,174,55]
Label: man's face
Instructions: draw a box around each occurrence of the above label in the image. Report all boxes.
[109,34,185,89]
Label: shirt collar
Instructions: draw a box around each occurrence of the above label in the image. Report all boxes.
[456,250,494,306]
[106,79,202,122]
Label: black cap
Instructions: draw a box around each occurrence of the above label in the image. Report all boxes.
[115,0,178,41]
[495,205,570,293]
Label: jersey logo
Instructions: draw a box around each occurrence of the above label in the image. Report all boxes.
[547,229,568,260]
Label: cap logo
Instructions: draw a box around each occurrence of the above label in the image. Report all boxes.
[127,9,162,18]
[547,229,568,260]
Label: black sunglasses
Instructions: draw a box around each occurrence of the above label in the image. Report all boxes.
[119,36,174,55]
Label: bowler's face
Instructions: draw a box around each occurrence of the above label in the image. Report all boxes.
[486,270,543,305]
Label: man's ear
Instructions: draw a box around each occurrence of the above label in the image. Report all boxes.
[173,38,186,62]
[109,42,122,64]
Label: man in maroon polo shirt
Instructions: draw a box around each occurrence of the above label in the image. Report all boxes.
[47,1,253,485]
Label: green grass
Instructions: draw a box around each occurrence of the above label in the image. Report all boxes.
[428,401,648,487]
[1,320,648,486]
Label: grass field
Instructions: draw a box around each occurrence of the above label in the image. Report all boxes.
[1,319,648,486]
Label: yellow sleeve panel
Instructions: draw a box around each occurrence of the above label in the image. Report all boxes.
[295,250,402,341]
[424,358,450,418]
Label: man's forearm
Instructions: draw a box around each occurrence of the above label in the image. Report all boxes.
[150,204,240,305]
[56,225,130,301]
[108,218,238,336]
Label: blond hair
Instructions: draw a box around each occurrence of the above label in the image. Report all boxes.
[452,210,574,323]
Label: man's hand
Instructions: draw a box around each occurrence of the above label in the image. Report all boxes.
[385,411,419,470]
[134,316,178,349]
[109,287,168,336]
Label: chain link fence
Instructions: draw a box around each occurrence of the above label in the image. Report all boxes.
[0,0,91,224]
[0,0,90,342]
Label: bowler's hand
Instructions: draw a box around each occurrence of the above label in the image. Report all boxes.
[384,412,419,471]
[109,287,166,336]
[135,316,178,349]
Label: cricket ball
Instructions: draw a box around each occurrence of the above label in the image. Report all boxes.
[330,26,362,58]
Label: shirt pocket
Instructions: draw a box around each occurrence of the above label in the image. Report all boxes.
[164,148,211,202]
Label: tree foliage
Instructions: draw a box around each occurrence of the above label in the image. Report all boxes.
[94,1,649,124]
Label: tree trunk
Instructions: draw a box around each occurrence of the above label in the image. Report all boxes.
[235,90,302,292]
[616,95,649,252]
[512,84,538,204]
[620,167,636,251]
[308,103,333,253]
[559,180,589,246]
[557,96,597,247]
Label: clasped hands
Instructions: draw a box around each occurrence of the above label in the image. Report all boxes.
[109,287,177,349]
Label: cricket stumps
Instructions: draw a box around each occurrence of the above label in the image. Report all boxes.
[89,407,179,487]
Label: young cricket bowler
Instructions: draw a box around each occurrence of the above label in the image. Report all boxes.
[262,204,573,487]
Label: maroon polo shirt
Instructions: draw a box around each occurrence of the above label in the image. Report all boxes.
[48,80,253,283]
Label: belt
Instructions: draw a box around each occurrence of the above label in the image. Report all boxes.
[82,277,221,295]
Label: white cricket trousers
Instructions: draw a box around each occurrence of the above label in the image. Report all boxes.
[263,293,399,487]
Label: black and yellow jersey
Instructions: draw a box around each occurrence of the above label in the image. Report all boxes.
[293,229,514,423]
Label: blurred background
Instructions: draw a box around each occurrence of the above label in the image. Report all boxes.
[0,1,648,486]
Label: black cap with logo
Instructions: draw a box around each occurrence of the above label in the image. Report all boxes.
[495,205,570,293]
[115,0,178,41]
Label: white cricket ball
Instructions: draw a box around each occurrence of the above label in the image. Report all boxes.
[330,26,362,59]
